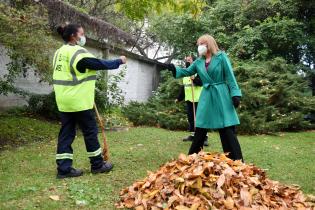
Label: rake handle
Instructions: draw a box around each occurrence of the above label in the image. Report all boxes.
[191,78,196,132]
[94,103,110,161]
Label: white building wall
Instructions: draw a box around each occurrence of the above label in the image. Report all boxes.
[108,52,158,103]
[0,44,52,108]
[0,43,161,109]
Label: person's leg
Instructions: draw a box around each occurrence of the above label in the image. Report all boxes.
[75,109,104,169]
[193,102,209,146]
[56,112,78,175]
[218,126,243,161]
[183,101,195,141]
[188,127,207,155]
[186,101,195,132]
[218,127,232,156]
[227,126,243,161]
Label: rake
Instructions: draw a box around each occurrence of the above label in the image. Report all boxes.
[94,103,110,161]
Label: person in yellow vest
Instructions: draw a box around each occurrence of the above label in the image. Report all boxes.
[53,23,126,179]
[176,56,208,146]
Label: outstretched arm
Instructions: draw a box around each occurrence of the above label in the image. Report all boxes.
[167,61,197,79]
[77,56,126,73]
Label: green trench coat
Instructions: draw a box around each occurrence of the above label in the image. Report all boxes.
[175,51,242,129]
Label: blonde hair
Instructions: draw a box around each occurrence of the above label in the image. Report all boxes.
[197,34,219,55]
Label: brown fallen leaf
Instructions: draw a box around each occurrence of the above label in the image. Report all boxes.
[217,174,225,189]
[224,196,235,209]
[135,206,144,210]
[175,205,190,210]
[240,187,252,206]
[124,198,135,208]
[49,195,60,201]
[190,202,201,210]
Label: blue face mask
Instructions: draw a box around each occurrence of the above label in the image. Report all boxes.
[76,36,86,46]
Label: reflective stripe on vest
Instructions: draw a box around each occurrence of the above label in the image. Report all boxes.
[53,48,95,86]
[183,76,202,102]
[53,49,60,70]
[53,45,97,112]
[53,75,97,86]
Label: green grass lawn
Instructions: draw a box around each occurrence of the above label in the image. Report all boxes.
[0,116,314,209]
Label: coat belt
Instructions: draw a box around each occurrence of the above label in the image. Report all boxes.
[203,81,225,89]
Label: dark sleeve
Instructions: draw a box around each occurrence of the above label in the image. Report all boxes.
[176,85,185,102]
[76,57,123,73]
[192,75,203,86]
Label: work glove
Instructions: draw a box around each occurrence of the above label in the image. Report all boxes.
[232,96,241,108]
[166,63,176,77]
[166,63,176,71]
[192,75,203,86]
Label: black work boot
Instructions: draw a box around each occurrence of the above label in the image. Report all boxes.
[91,161,113,174]
[182,135,194,142]
[57,168,83,179]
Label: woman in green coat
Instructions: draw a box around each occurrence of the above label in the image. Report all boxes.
[167,34,243,161]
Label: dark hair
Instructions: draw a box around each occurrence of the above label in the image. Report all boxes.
[57,24,82,42]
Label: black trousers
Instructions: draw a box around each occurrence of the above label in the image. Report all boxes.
[186,101,198,132]
[188,126,243,161]
[56,109,103,174]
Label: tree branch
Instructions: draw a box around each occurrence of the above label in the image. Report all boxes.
[38,0,137,46]
[155,55,172,60]
[153,44,161,59]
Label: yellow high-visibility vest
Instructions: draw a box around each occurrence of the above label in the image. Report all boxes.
[182,76,202,102]
[52,44,96,112]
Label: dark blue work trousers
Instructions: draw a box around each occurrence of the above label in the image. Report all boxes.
[56,109,103,174]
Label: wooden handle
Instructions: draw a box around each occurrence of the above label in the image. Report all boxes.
[191,79,196,132]
[94,103,110,161]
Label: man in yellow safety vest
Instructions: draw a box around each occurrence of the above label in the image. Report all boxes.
[176,56,209,146]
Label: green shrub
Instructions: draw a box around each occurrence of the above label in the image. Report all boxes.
[27,92,59,120]
[95,67,126,114]
[236,58,315,134]
[123,71,188,130]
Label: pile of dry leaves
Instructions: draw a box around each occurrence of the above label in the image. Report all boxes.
[116,152,313,210]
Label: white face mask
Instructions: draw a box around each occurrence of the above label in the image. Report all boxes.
[198,44,207,56]
[76,36,86,46]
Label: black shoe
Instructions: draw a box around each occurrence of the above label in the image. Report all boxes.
[183,135,194,142]
[91,162,113,174]
[57,168,83,179]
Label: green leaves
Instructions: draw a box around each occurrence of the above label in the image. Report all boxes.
[148,0,311,64]
[115,0,206,20]
[235,58,315,134]
[149,13,209,58]
[0,3,60,95]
